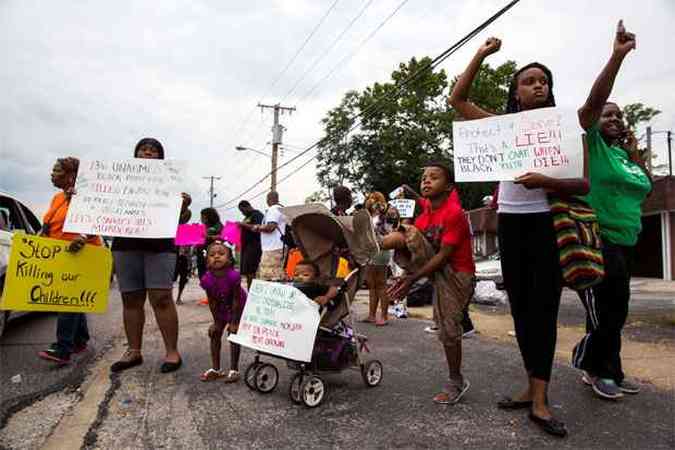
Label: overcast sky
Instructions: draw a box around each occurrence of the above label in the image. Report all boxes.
[1,0,673,220]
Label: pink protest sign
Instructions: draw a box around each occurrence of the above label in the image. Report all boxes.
[221,221,241,248]
[175,224,206,246]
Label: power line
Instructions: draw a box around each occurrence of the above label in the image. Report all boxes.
[228,0,342,147]
[298,0,411,104]
[221,153,318,211]
[215,0,522,210]
[279,0,376,104]
[234,0,408,177]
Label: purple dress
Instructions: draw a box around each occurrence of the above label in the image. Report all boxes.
[200,268,247,323]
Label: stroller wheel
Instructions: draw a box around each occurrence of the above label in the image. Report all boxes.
[289,373,305,404]
[361,360,383,387]
[244,362,260,391]
[300,375,325,408]
[255,363,279,393]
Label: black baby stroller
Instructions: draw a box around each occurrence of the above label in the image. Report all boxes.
[242,204,383,408]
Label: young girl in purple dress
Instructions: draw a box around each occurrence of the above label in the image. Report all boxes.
[199,240,247,382]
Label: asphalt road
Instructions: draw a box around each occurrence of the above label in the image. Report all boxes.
[83,286,674,450]
[0,287,123,426]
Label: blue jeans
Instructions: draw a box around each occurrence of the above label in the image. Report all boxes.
[54,313,90,355]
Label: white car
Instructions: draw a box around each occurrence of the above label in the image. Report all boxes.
[474,252,504,289]
[0,191,42,337]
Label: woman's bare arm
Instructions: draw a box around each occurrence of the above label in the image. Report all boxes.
[448,37,501,120]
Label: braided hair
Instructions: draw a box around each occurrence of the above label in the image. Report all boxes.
[505,62,556,114]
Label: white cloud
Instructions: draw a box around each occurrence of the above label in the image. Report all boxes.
[1,0,673,220]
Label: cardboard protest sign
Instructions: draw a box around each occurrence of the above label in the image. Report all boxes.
[175,224,206,246]
[389,199,415,218]
[229,280,320,362]
[64,159,185,238]
[453,107,582,182]
[0,233,112,313]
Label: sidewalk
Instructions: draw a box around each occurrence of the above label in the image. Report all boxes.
[631,277,675,295]
[2,282,673,449]
[405,286,675,389]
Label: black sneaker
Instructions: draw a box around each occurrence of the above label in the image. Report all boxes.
[592,377,624,400]
[617,379,641,394]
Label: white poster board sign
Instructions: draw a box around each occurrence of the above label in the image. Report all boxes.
[453,107,582,182]
[229,280,320,362]
[64,159,185,238]
[389,199,415,218]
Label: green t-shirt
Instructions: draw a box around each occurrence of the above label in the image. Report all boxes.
[584,123,652,246]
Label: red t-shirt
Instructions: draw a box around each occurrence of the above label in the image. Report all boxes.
[414,193,475,274]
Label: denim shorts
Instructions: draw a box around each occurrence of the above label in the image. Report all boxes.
[113,251,177,293]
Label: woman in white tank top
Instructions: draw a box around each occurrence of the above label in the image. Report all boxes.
[449,38,589,438]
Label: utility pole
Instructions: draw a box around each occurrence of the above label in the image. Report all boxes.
[646,126,653,172]
[203,176,221,207]
[257,103,296,191]
[667,130,672,177]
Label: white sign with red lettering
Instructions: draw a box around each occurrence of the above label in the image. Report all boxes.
[229,280,320,362]
[63,159,185,238]
[453,107,582,182]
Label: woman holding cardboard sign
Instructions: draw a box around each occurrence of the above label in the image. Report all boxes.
[110,138,191,374]
[573,21,651,400]
[37,157,102,365]
[449,39,589,437]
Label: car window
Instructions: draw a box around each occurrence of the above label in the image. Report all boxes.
[0,197,35,233]
[19,203,41,234]
[0,208,9,231]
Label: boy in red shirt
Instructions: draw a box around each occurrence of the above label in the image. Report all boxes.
[355,162,475,404]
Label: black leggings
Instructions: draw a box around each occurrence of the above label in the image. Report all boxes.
[573,244,632,382]
[498,212,562,382]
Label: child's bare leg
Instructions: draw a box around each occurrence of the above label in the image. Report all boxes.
[229,342,241,372]
[364,266,377,321]
[376,268,389,321]
[444,340,462,381]
[209,322,225,370]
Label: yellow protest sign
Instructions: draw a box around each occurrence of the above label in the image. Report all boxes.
[0,233,112,313]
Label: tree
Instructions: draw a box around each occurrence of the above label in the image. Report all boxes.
[621,102,662,165]
[305,190,329,204]
[622,102,661,132]
[316,57,516,210]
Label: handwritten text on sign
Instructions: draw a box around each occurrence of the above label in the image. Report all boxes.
[389,199,416,218]
[0,233,112,313]
[453,107,582,182]
[64,159,185,238]
[229,280,320,362]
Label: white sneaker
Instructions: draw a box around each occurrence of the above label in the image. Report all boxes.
[424,326,439,334]
[462,328,477,338]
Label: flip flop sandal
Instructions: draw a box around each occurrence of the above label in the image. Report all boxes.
[360,318,376,323]
[497,396,534,410]
[223,370,240,384]
[375,320,388,327]
[199,368,224,382]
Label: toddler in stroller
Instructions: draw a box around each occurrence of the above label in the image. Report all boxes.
[292,260,359,371]
[242,204,384,407]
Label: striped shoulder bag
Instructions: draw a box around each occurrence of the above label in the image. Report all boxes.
[548,196,605,291]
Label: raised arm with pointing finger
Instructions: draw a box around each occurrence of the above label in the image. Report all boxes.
[578,20,636,131]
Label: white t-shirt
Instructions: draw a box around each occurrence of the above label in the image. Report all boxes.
[261,204,287,252]
[497,181,549,214]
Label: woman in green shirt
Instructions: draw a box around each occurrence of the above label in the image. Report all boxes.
[574,20,652,400]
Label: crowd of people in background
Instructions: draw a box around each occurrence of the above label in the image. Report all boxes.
[34,20,652,440]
